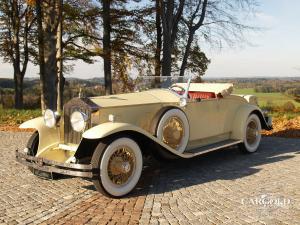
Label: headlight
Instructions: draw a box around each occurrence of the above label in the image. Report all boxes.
[70,111,88,132]
[44,109,59,128]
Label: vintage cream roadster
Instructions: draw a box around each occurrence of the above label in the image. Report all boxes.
[16,79,272,197]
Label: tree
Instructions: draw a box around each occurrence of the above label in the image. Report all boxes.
[56,0,63,112]
[154,0,162,84]
[95,0,150,93]
[158,0,258,78]
[0,0,35,109]
[179,0,207,76]
[160,0,185,77]
[33,0,100,111]
[101,0,112,95]
[183,0,258,76]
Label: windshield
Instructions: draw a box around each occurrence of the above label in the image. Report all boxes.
[134,76,190,91]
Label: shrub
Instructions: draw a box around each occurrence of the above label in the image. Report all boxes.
[1,94,14,108]
[281,101,296,112]
[262,100,275,112]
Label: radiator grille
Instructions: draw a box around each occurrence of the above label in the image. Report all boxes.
[63,98,98,144]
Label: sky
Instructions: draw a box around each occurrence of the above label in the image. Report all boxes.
[0,0,299,79]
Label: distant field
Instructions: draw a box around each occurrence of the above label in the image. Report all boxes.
[233,88,300,107]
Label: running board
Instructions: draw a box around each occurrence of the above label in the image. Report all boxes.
[183,139,243,157]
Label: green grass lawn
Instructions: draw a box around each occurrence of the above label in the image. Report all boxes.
[233,88,300,107]
[0,107,41,126]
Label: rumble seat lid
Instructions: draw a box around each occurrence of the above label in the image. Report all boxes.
[175,83,234,97]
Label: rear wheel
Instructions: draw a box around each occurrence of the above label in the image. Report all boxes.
[91,137,143,197]
[239,114,262,153]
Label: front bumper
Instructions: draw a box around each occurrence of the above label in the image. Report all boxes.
[16,150,96,179]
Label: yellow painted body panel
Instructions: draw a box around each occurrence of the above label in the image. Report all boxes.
[89,89,179,107]
[19,117,73,162]
[230,104,263,140]
[19,87,267,161]
[19,117,60,154]
[84,91,262,151]
[82,122,191,158]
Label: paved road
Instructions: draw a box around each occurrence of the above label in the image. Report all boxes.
[0,131,299,225]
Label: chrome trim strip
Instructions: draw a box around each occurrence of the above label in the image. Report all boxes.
[184,140,243,158]
[58,144,78,152]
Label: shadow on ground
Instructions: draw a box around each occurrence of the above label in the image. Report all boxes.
[82,137,299,197]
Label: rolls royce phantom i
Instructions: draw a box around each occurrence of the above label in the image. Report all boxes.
[16,79,272,197]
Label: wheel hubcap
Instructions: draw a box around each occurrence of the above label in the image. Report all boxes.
[246,120,259,145]
[162,116,184,149]
[107,147,135,185]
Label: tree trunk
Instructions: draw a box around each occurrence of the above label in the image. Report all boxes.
[11,0,24,109]
[179,29,194,77]
[44,29,58,110]
[154,0,162,87]
[37,1,58,111]
[56,0,64,113]
[161,32,172,77]
[102,0,112,95]
[13,69,23,109]
[179,0,207,77]
[160,0,184,77]
[36,0,46,112]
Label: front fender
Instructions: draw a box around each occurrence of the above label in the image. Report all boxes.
[82,122,188,158]
[19,117,60,154]
[231,104,268,140]
[82,122,154,140]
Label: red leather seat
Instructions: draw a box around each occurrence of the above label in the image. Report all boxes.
[189,91,216,100]
[176,91,216,100]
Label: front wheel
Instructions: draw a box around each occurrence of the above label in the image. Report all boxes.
[239,114,262,153]
[26,132,39,173]
[91,137,143,197]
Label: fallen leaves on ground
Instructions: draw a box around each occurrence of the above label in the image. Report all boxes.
[262,116,300,138]
[0,125,35,132]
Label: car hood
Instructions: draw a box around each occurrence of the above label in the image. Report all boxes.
[89,89,179,108]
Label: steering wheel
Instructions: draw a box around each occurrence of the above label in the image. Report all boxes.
[169,84,186,95]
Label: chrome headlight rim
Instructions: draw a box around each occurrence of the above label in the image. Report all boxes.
[43,109,60,128]
[70,111,88,132]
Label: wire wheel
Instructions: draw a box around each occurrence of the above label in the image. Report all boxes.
[157,109,189,153]
[92,137,143,197]
[107,147,136,186]
[162,116,184,149]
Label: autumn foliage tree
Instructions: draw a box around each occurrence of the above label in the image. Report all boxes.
[0,0,35,109]
[0,0,260,110]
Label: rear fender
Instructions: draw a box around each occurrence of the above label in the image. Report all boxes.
[19,117,60,154]
[231,104,270,140]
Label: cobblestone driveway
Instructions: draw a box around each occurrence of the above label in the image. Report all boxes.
[0,131,299,225]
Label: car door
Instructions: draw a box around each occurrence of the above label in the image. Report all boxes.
[184,98,225,142]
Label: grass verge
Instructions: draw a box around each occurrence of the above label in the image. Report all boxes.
[0,107,41,127]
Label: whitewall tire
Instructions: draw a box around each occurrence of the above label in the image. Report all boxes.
[239,114,262,153]
[92,137,143,197]
[156,109,189,153]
